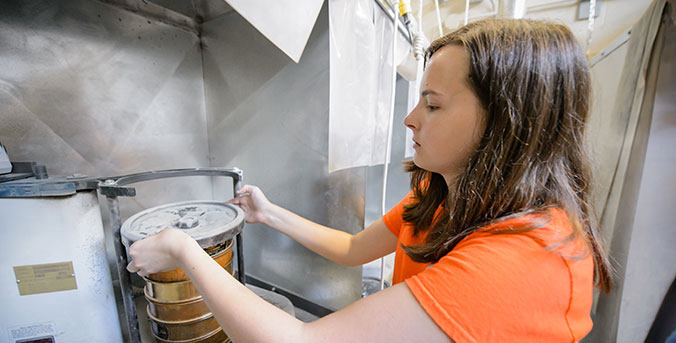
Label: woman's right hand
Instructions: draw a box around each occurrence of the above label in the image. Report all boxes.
[228,185,274,224]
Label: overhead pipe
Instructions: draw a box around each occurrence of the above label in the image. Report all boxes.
[527,0,578,12]
[378,0,402,292]
[464,0,471,25]
[433,0,444,37]
[374,0,413,44]
[498,0,526,19]
[586,0,598,54]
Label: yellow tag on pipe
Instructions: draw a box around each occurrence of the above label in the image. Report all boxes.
[399,0,412,16]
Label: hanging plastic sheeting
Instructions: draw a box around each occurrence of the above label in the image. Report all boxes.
[328,0,412,172]
[224,0,324,63]
[404,62,423,159]
[404,0,428,159]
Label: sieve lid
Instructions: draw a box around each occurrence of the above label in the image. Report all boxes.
[121,200,244,249]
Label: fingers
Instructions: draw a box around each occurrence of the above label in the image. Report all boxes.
[126,261,141,274]
[228,185,255,205]
[235,186,250,197]
[127,260,152,277]
[227,196,246,208]
[236,185,261,198]
[237,185,255,194]
[126,242,148,275]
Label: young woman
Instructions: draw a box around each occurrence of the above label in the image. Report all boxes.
[127,18,612,342]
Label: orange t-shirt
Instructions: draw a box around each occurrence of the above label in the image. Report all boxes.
[383,192,594,342]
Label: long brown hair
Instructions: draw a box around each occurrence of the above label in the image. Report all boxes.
[402,19,612,292]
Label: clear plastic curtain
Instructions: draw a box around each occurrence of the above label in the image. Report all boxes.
[328,0,411,172]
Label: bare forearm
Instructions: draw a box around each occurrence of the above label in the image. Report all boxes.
[229,185,385,266]
[263,204,361,266]
[177,240,306,342]
[130,229,440,343]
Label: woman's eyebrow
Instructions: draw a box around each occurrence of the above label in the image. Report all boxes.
[421,89,442,97]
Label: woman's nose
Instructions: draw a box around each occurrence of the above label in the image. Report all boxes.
[404,109,417,130]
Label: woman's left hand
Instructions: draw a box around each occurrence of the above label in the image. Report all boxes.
[126,228,195,277]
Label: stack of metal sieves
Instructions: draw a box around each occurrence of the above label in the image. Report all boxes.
[122,201,245,343]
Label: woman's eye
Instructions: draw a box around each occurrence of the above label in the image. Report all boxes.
[426,105,439,111]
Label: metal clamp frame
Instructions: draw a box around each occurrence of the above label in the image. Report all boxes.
[99,167,246,343]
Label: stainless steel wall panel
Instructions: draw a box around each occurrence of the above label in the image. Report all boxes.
[143,0,197,19]
[587,39,630,228]
[0,0,212,219]
[192,0,234,22]
[586,1,672,340]
[616,14,676,342]
[202,4,364,310]
[1,2,212,339]
[1,0,389,315]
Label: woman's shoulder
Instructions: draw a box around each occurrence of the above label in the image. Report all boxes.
[407,208,595,342]
[458,208,589,257]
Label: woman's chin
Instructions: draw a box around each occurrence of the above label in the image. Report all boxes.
[412,157,427,171]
